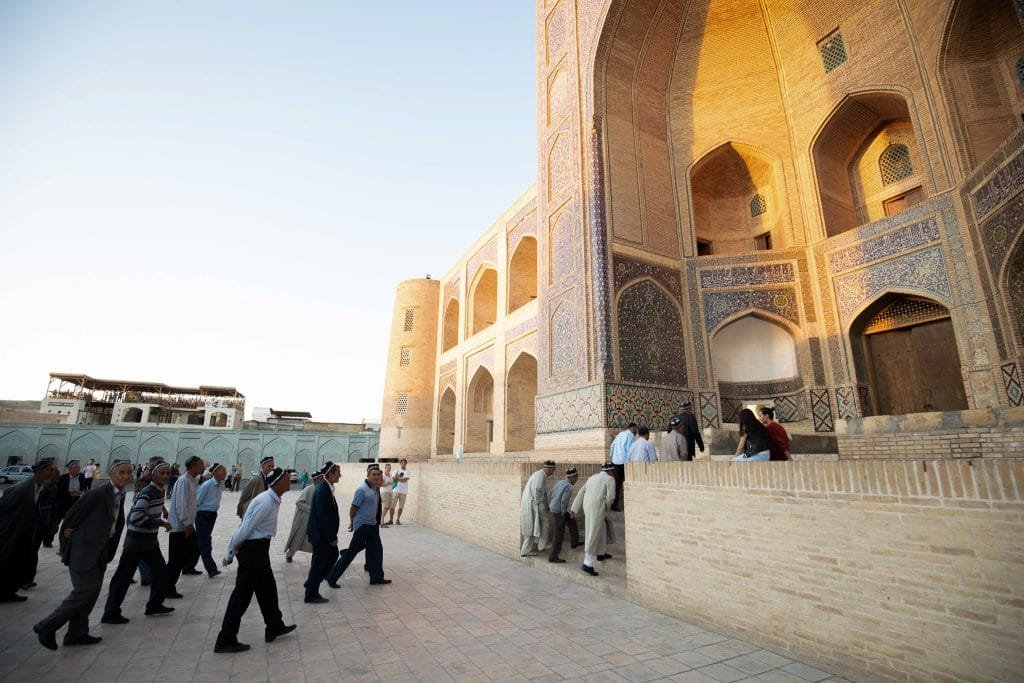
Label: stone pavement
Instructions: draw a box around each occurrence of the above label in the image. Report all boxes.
[0,488,846,682]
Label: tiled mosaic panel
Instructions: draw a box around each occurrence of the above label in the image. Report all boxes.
[720,397,743,424]
[605,383,692,431]
[699,263,794,288]
[835,385,858,419]
[617,280,687,386]
[717,377,804,398]
[982,192,1024,292]
[704,287,800,331]
[717,391,806,423]
[1002,362,1023,406]
[810,388,835,432]
[809,338,826,385]
[856,384,872,417]
[828,218,940,272]
[535,384,604,434]
[971,145,1024,219]
[699,391,720,429]
[613,256,682,300]
[834,247,952,321]
[550,300,577,376]
[590,123,613,382]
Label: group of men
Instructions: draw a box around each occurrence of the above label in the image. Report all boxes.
[520,460,619,577]
[0,453,402,655]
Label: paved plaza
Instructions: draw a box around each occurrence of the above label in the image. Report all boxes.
[0,488,844,683]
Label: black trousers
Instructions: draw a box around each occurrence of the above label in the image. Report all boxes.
[326,524,383,584]
[613,464,625,507]
[217,538,284,645]
[166,530,196,592]
[548,511,580,560]
[195,511,219,575]
[104,535,168,615]
[304,543,339,598]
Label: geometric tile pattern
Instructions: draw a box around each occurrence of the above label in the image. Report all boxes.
[721,397,743,424]
[699,391,720,429]
[1002,362,1024,407]
[979,191,1024,279]
[810,388,835,432]
[699,263,794,288]
[617,280,686,387]
[828,218,940,273]
[834,246,951,322]
[835,385,858,420]
[613,255,683,301]
[605,383,691,432]
[717,390,805,423]
[590,122,613,382]
[535,384,604,434]
[971,145,1024,219]
[704,287,800,331]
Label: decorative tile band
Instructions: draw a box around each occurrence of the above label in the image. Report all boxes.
[613,255,682,300]
[810,388,835,432]
[699,263,794,288]
[1002,362,1023,407]
[717,377,804,398]
[699,391,720,429]
[971,146,1024,219]
[535,384,604,434]
[828,218,940,273]
[704,288,800,331]
[834,247,951,322]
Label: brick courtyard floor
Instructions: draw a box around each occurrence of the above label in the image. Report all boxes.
[0,488,846,682]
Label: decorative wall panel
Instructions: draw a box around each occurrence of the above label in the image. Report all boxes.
[1002,362,1023,406]
[810,388,835,432]
[613,256,683,300]
[467,238,498,280]
[699,263,794,288]
[971,146,1024,219]
[699,391,720,429]
[617,280,687,386]
[704,288,800,331]
[828,219,941,272]
[536,384,604,434]
[605,383,692,431]
[834,247,951,321]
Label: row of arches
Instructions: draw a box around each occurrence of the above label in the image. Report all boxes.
[442,237,538,352]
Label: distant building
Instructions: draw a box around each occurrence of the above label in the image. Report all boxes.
[244,408,378,434]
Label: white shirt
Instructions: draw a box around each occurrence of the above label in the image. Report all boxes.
[395,468,410,495]
[626,438,658,462]
[225,488,281,561]
[83,464,96,480]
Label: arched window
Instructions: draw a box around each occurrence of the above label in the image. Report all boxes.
[879,144,913,185]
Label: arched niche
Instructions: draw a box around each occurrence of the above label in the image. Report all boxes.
[615,279,686,386]
[442,298,460,352]
[812,92,926,236]
[436,388,456,455]
[849,293,967,415]
[1003,233,1024,353]
[711,314,798,382]
[507,237,538,313]
[690,142,786,254]
[940,0,1024,174]
[468,267,498,337]
[505,353,537,451]
[464,367,494,453]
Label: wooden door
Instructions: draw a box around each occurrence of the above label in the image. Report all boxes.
[867,318,967,415]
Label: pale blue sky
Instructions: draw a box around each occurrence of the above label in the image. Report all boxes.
[0,2,536,422]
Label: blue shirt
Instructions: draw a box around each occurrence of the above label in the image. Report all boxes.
[610,429,635,465]
[548,478,574,514]
[350,480,380,530]
[196,477,224,512]
[225,488,281,561]
[626,438,658,462]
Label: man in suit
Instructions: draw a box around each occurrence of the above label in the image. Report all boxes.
[304,461,340,603]
[55,460,88,522]
[674,401,705,460]
[33,459,133,650]
[0,458,59,602]
[237,456,274,519]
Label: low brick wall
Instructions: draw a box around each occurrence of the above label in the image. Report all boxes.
[624,460,1024,682]
[837,407,1024,459]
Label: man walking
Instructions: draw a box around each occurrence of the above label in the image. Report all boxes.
[326,464,390,587]
[675,401,705,460]
[388,458,410,526]
[195,462,228,577]
[662,417,690,461]
[626,425,658,462]
[0,458,59,602]
[304,461,340,603]
[34,459,132,650]
[284,468,323,563]
[520,460,555,556]
[237,456,274,519]
[82,459,97,492]
[547,467,580,564]
[759,407,791,461]
[214,467,296,653]
[609,422,637,510]
[165,455,204,598]
[570,463,617,577]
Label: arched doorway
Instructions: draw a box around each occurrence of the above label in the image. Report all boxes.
[464,367,494,453]
[851,295,968,415]
[505,353,537,451]
[442,298,460,351]
[436,388,456,455]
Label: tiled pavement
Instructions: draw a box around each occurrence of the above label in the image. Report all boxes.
[0,489,846,682]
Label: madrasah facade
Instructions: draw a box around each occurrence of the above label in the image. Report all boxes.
[379,0,1024,461]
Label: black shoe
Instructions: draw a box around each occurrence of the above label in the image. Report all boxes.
[42,542,53,548]
[208,570,222,578]
[548,557,566,563]
[0,594,27,603]
[214,641,251,654]
[363,565,369,573]
[304,595,329,604]
[610,504,623,512]
[182,569,202,576]
[129,579,137,584]
[264,624,296,643]
[597,554,612,561]
[64,634,102,646]
[33,625,57,651]
[140,579,151,587]
[581,565,599,576]
[327,581,340,589]
[21,582,36,590]
[571,542,583,549]
[145,605,174,616]
[285,556,293,563]
[101,614,130,624]
[369,579,392,585]
[165,591,184,599]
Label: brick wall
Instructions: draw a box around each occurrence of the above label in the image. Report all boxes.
[624,460,1024,681]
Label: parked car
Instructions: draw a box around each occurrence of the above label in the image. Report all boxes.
[0,465,34,484]
[287,469,298,483]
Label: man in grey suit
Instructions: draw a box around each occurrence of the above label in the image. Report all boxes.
[33,459,134,650]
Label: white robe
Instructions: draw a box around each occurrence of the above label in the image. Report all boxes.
[520,469,550,553]
[284,483,316,556]
[570,473,616,557]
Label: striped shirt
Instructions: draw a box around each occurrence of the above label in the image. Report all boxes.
[127,482,166,535]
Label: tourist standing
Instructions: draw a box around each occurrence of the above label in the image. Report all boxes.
[81,459,96,491]
[0,459,59,602]
[304,461,340,603]
[760,407,791,461]
[520,460,555,556]
[379,464,394,528]
[214,467,296,653]
[732,409,772,461]
[326,464,390,587]
[570,463,617,576]
[165,455,205,598]
[608,422,637,510]
[547,467,580,564]
[33,459,132,650]
[237,456,274,519]
[284,469,323,562]
[388,459,410,525]
[195,463,228,577]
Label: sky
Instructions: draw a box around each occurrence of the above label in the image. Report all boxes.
[0,2,537,422]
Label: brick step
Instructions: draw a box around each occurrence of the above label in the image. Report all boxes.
[520,553,628,599]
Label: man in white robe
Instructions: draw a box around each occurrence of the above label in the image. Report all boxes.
[570,463,617,576]
[284,471,323,562]
[520,460,555,556]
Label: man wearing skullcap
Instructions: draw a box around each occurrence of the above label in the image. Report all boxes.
[326,464,390,587]
[101,462,174,624]
[194,463,228,577]
[284,467,324,562]
[34,459,132,650]
[132,456,166,587]
[675,401,704,460]
[304,461,341,602]
[520,460,555,557]
[237,456,275,519]
[214,467,296,653]
[626,425,658,462]
[165,455,206,596]
[609,422,637,511]
[547,467,581,563]
[570,463,618,577]
[0,458,59,602]
[662,417,689,461]
[56,460,88,524]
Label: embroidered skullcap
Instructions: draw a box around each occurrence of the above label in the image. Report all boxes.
[208,462,225,475]
[266,467,287,486]
[32,458,55,472]
[679,401,693,410]
[601,462,616,472]
[260,455,274,465]
[67,459,80,468]
[312,470,325,481]
[366,463,380,474]
[318,461,335,478]
[542,460,556,468]
[109,458,132,471]
[151,462,171,476]
[565,467,578,477]
[669,416,682,429]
